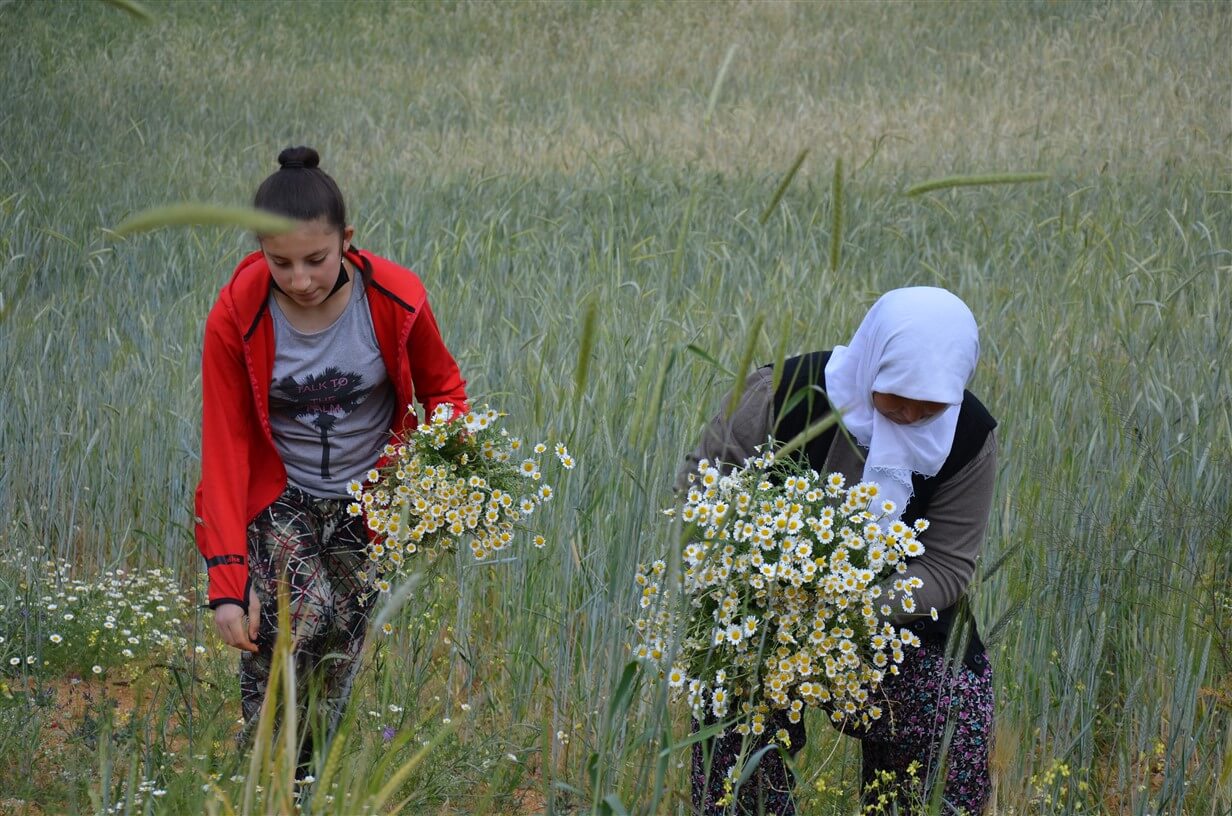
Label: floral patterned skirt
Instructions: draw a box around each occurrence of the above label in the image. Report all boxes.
[690,709,806,816]
[854,640,994,814]
[690,638,994,815]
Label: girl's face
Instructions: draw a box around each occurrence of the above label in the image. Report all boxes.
[260,219,354,309]
[871,391,948,425]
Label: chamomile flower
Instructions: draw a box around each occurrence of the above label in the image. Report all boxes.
[634,458,928,728]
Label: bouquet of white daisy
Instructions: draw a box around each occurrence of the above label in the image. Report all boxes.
[635,449,930,744]
[347,404,575,594]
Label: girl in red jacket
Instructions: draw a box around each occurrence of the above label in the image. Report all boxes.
[195,146,468,769]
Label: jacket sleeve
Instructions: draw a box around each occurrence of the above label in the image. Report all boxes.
[674,367,777,494]
[407,297,469,420]
[882,431,997,624]
[195,305,256,610]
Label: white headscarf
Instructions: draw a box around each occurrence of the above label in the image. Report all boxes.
[823,287,980,522]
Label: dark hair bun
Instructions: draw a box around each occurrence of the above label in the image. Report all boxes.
[278,146,320,170]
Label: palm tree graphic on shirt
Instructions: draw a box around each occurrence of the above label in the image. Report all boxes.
[273,366,369,479]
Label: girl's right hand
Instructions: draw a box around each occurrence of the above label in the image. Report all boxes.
[213,586,261,653]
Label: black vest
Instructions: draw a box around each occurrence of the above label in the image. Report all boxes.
[770,350,996,670]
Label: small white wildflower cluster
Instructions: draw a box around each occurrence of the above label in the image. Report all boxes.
[635,451,930,740]
[348,404,574,592]
[0,550,190,678]
[103,776,168,813]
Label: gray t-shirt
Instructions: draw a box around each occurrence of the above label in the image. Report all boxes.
[268,276,396,498]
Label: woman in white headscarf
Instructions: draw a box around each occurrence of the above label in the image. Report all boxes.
[677,287,997,816]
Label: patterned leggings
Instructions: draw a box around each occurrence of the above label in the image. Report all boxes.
[691,639,994,815]
[238,484,374,769]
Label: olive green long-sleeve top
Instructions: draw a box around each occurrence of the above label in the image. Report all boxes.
[675,366,997,624]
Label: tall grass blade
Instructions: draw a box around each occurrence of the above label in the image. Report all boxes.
[925,726,954,816]
[980,539,1023,581]
[732,744,781,791]
[829,157,843,273]
[240,584,297,816]
[600,793,630,816]
[113,205,296,237]
[904,173,1050,196]
[314,700,356,801]
[573,297,598,410]
[774,412,839,460]
[725,314,763,419]
[670,190,698,282]
[704,44,739,124]
[635,348,675,449]
[102,0,153,21]
[659,718,735,757]
[604,661,640,734]
[768,316,792,394]
[371,570,424,632]
[983,593,1027,647]
[685,343,734,378]
[759,149,809,225]
[278,588,298,809]
[366,718,460,812]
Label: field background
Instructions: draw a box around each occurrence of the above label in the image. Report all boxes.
[1,0,1229,813]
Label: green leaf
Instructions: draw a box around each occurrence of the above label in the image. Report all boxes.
[112,204,297,237]
[905,172,1049,196]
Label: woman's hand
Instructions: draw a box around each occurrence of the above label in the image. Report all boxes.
[213,586,260,653]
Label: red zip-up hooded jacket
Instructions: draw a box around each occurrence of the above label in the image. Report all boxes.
[195,248,469,610]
